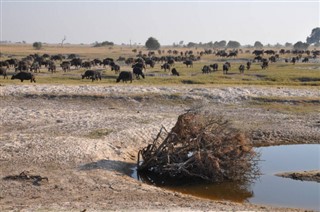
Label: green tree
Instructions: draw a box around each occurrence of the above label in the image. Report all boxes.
[293,41,310,50]
[226,40,241,49]
[285,42,293,48]
[254,41,263,49]
[213,40,226,48]
[33,42,42,50]
[187,42,197,48]
[145,37,160,50]
[306,27,320,44]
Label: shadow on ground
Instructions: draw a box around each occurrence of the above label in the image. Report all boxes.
[79,159,136,177]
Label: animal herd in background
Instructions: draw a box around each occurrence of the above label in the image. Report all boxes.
[0,48,319,83]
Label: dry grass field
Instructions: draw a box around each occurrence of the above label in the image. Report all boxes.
[1,43,319,86]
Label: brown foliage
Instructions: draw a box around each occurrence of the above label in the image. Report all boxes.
[137,111,260,183]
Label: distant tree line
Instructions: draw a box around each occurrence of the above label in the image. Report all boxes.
[93,41,114,47]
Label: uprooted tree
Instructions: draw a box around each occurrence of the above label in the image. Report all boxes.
[137,111,260,183]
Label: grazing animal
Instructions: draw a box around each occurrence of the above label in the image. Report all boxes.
[171,68,179,76]
[116,71,133,83]
[161,63,170,71]
[291,57,296,64]
[30,62,40,72]
[48,64,56,73]
[111,64,120,74]
[202,65,211,74]
[11,72,36,83]
[0,67,8,79]
[81,70,101,82]
[261,61,269,69]
[133,67,145,79]
[223,62,231,74]
[246,61,251,70]
[60,61,71,72]
[239,64,245,74]
[302,57,309,63]
[183,60,193,68]
[210,63,218,72]
[132,62,146,70]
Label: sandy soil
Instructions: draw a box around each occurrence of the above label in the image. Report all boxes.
[0,84,319,211]
[276,170,320,183]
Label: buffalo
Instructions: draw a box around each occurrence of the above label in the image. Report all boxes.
[223,62,231,75]
[210,63,218,72]
[161,63,170,71]
[60,61,71,72]
[261,61,269,69]
[171,68,179,76]
[246,61,251,70]
[110,63,120,74]
[239,64,245,74]
[116,71,133,83]
[133,67,145,79]
[82,70,101,82]
[183,60,193,68]
[202,65,211,74]
[11,72,36,83]
[0,67,8,79]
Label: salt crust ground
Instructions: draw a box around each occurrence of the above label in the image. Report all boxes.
[0,84,319,211]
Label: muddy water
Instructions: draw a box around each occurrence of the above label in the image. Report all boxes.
[132,144,320,210]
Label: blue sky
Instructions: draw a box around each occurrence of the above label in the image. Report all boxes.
[1,0,319,45]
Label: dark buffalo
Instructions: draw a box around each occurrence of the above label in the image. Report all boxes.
[133,67,145,79]
[30,62,40,72]
[302,57,309,63]
[48,64,56,73]
[183,60,193,68]
[70,58,82,69]
[102,58,114,67]
[60,61,71,72]
[11,72,36,82]
[82,61,92,69]
[261,61,269,69]
[161,63,170,71]
[0,61,10,69]
[0,67,8,79]
[81,70,101,82]
[246,61,251,70]
[223,62,230,74]
[202,65,211,74]
[171,68,179,76]
[252,50,264,56]
[116,71,133,83]
[239,64,245,74]
[15,60,31,72]
[210,63,218,72]
[145,59,155,68]
[111,64,120,74]
[132,62,146,70]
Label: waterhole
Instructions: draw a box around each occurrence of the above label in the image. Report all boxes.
[131,144,320,210]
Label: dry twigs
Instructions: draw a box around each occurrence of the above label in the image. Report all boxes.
[3,171,48,186]
[137,111,260,183]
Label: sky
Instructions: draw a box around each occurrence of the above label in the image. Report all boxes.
[1,0,319,46]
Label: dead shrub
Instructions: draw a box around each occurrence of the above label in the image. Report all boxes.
[137,111,260,183]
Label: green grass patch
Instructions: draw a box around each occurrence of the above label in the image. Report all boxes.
[249,96,320,114]
[86,128,113,139]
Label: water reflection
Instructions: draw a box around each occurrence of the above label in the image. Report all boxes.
[136,170,254,202]
[132,144,320,210]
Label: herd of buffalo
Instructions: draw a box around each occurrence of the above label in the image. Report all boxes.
[0,48,319,83]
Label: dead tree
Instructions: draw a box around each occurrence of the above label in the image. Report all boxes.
[137,111,260,183]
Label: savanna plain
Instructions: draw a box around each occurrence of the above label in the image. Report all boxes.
[0,44,319,211]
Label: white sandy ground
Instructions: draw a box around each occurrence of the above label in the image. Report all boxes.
[0,84,319,211]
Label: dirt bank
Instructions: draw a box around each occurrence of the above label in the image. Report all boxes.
[0,84,319,211]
